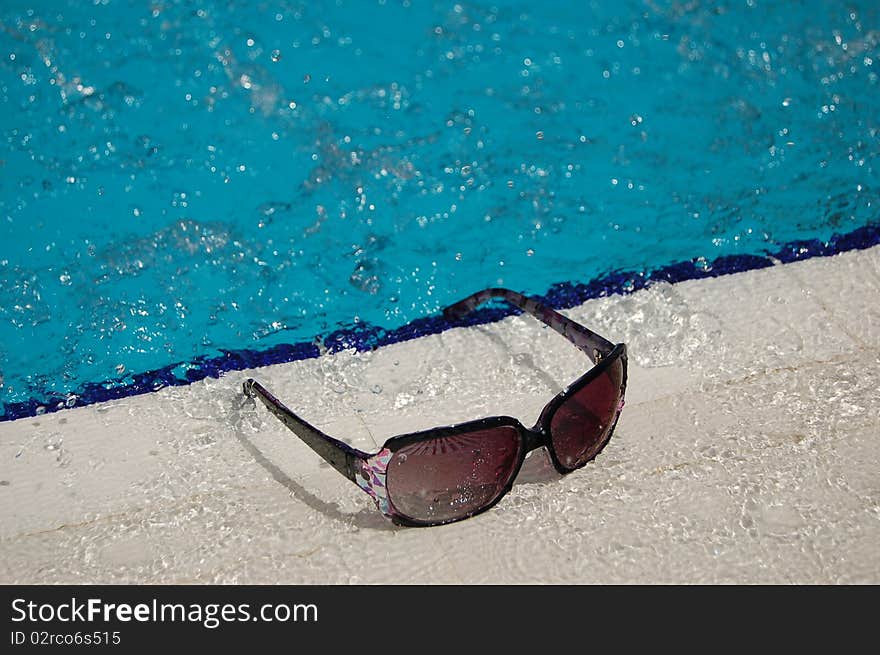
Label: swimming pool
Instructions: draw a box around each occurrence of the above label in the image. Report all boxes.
[1,0,877,420]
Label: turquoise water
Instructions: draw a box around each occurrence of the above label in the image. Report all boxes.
[0,0,877,411]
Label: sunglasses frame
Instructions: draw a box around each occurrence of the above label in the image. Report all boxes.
[242,287,627,528]
[360,343,627,527]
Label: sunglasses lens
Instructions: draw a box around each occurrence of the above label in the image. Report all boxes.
[550,355,624,471]
[386,425,522,524]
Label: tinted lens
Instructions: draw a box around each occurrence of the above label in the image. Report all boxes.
[386,425,522,523]
[550,355,624,471]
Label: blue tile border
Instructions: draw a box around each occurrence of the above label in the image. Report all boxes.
[2,221,878,422]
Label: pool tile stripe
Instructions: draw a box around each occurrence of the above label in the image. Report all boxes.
[3,221,878,422]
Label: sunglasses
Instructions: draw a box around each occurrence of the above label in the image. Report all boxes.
[243,287,627,527]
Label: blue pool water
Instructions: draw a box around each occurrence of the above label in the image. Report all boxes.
[1,0,877,418]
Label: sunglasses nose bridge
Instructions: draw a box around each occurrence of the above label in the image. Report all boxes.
[522,426,547,453]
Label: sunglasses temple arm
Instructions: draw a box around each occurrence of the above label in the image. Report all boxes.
[443,287,614,364]
[242,378,368,483]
